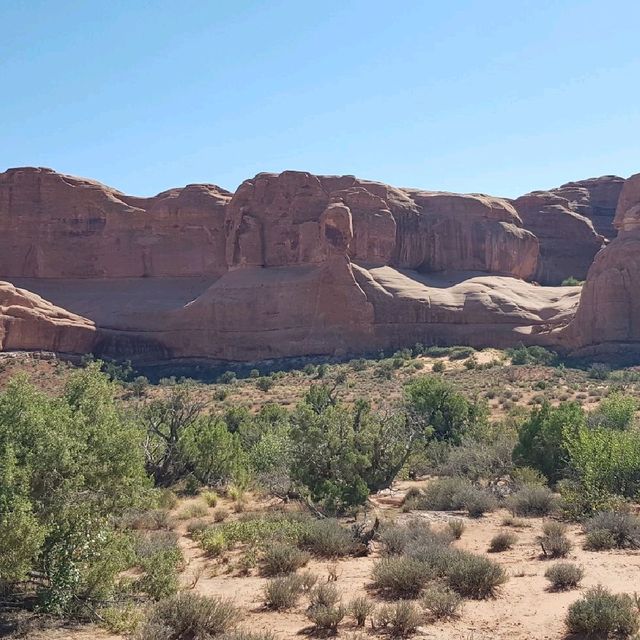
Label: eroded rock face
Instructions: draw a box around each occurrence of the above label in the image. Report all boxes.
[0,167,231,278]
[553,176,625,239]
[513,175,625,284]
[562,173,640,356]
[0,166,634,362]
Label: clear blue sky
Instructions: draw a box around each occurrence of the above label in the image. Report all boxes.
[2,1,639,198]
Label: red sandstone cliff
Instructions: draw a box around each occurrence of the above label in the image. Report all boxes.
[0,166,632,362]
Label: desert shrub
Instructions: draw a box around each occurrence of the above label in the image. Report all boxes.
[501,514,528,528]
[256,376,275,392]
[306,583,346,632]
[133,531,180,561]
[135,592,239,640]
[374,600,422,637]
[404,376,484,443]
[421,584,462,620]
[585,528,616,551]
[372,556,433,598]
[261,542,310,576]
[590,393,638,430]
[290,396,418,512]
[405,542,460,579]
[432,360,446,373]
[300,518,355,558]
[561,276,583,286]
[583,511,640,550]
[218,371,237,384]
[514,401,584,483]
[137,547,182,600]
[263,574,304,610]
[199,530,227,557]
[566,585,639,638]
[447,519,465,540]
[157,489,178,511]
[213,507,228,522]
[201,490,218,507]
[0,366,150,613]
[99,603,144,634]
[564,425,640,513]
[436,434,516,483]
[417,477,472,511]
[461,486,497,518]
[506,485,558,517]
[508,345,557,366]
[539,521,572,558]
[544,562,584,591]
[349,596,375,627]
[379,520,452,556]
[488,531,517,552]
[121,508,174,531]
[446,552,507,599]
[588,363,611,380]
[178,501,208,520]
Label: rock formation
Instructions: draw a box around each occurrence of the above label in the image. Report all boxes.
[561,173,640,358]
[512,175,624,284]
[0,166,634,363]
[0,167,231,278]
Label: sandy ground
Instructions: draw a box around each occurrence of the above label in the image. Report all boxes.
[11,483,640,640]
[162,485,640,640]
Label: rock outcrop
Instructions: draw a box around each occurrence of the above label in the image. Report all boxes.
[512,175,624,284]
[0,282,95,353]
[561,173,640,357]
[0,166,635,362]
[0,167,231,278]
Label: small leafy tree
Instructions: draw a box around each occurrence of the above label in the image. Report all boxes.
[514,401,584,483]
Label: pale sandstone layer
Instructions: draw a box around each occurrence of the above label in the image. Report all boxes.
[0,167,632,362]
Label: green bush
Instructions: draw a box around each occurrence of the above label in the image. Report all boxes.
[488,531,517,552]
[508,345,557,366]
[544,562,584,591]
[136,592,239,640]
[137,547,182,600]
[432,360,446,373]
[374,600,422,637]
[0,365,150,613]
[256,376,275,392]
[566,586,639,638]
[421,584,462,620]
[591,393,637,430]
[514,401,584,483]
[446,552,507,599]
[263,574,304,610]
[583,511,640,550]
[261,542,310,576]
[404,376,483,443]
[372,556,433,598]
[506,485,558,517]
[564,425,640,513]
